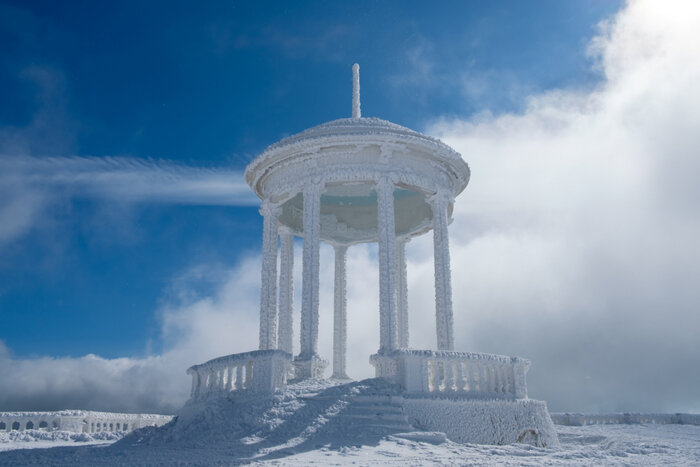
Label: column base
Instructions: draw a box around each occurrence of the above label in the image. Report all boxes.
[369,352,399,380]
[293,354,328,380]
[330,372,351,380]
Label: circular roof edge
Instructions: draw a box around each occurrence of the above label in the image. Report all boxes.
[245,117,466,188]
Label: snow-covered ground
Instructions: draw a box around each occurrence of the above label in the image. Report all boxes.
[0,379,697,465]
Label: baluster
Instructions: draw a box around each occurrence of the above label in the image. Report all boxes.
[455,361,465,392]
[236,364,244,390]
[445,361,455,392]
[421,358,431,393]
[246,360,254,389]
[504,363,512,395]
[479,362,488,393]
[226,366,233,391]
[430,360,440,392]
[492,362,501,394]
[499,363,506,393]
[467,362,476,392]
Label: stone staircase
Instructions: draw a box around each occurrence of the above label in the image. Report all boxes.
[324,394,414,438]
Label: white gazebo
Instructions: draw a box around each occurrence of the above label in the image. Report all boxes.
[184,65,558,447]
[187,65,536,408]
[244,64,469,380]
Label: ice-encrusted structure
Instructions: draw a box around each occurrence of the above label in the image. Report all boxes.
[185,64,558,446]
[0,410,172,434]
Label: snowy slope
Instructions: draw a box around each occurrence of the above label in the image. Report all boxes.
[0,378,698,465]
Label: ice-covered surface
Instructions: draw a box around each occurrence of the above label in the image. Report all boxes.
[1,378,697,465]
[0,410,171,421]
[402,396,558,447]
[0,429,123,452]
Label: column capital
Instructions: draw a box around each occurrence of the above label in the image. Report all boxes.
[427,189,454,207]
[259,200,282,217]
[396,234,411,245]
[305,177,326,191]
[333,244,349,253]
[376,173,400,187]
[278,225,295,236]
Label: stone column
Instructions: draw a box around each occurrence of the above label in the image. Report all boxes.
[259,201,280,350]
[430,191,454,351]
[296,180,327,378]
[396,237,409,348]
[332,245,349,379]
[377,176,398,352]
[278,227,295,355]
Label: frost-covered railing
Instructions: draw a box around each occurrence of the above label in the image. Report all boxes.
[370,349,530,399]
[187,349,292,399]
[551,413,700,426]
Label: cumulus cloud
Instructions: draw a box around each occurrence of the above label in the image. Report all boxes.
[2,0,699,414]
[0,258,262,414]
[420,0,700,412]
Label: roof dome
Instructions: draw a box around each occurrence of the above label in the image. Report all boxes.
[243,65,470,245]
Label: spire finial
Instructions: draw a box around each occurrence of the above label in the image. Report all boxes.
[352,63,361,119]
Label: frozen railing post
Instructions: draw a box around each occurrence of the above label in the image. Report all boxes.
[187,349,292,400]
[370,349,531,399]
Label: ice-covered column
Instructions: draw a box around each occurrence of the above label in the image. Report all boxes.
[332,245,349,379]
[430,191,454,351]
[278,227,295,355]
[396,237,409,348]
[377,176,398,351]
[259,201,280,350]
[296,180,326,378]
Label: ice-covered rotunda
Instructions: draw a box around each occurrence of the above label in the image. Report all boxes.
[245,63,469,380]
[185,65,557,446]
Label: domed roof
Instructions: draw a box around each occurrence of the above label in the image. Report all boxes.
[243,64,470,245]
[254,117,462,165]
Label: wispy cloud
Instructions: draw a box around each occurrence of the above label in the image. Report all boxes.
[0,155,257,245]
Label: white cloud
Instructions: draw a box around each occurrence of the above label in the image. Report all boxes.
[421,0,700,412]
[2,0,699,414]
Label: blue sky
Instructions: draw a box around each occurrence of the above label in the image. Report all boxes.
[1,0,621,359]
[4,0,700,415]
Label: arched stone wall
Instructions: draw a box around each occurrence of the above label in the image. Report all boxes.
[0,411,172,433]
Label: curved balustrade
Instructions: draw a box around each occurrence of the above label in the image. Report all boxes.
[187,349,292,399]
[370,349,530,399]
[551,412,700,426]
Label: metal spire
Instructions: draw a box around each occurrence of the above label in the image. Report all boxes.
[352,63,361,118]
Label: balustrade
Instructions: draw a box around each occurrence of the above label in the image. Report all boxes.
[370,349,530,399]
[187,349,292,399]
